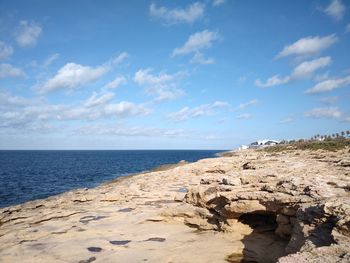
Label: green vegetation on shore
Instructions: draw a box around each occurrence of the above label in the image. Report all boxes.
[263,138,350,152]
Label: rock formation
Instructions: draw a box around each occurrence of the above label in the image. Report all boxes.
[1,147,349,262]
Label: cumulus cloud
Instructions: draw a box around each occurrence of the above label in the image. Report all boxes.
[167,101,229,122]
[255,57,332,88]
[304,107,342,118]
[0,63,24,78]
[75,124,187,138]
[0,91,151,133]
[212,0,226,7]
[37,53,128,94]
[104,76,127,89]
[37,63,108,94]
[134,68,185,101]
[111,52,129,65]
[43,53,60,67]
[306,75,350,94]
[291,56,331,79]
[15,20,42,47]
[319,96,339,105]
[324,0,346,21]
[346,23,350,33]
[236,113,254,119]
[172,30,219,56]
[149,2,205,25]
[84,92,115,107]
[190,52,215,65]
[238,99,258,109]
[276,34,338,59]
[0,92,36,108]
[255,75,290,88]
[0,41,13,60]
[103,102,151,118]
[279,117,294,124]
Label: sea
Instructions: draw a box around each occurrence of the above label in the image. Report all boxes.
[0,150,223,208]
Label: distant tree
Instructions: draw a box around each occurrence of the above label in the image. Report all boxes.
[341,131,345,137]
[347,130,350,137]
[336,133,340,137]
[332,134,336,138]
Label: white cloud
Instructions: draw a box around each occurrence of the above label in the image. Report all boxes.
[279,117,294,124]
[134,68,174,85]
[146,87,184,101]
[111,52,129,65]
[44,53,60,67]
[255,57,332,88]
[238,99,258,109]
[38,53,128,93]
[0,92,36,108]
[15,20,42,47]
[149,2,205,25]
[314,72,330,82]
[0,41,13,60]
[190,52,215,64]
[75,124,187,138]
[213,0,226,7]
[167,101,229,122]
[324,0,346,21]
[319,96,339,105]
[37,62,108,94]
[104,76,127,89]
[0,63,24,78]
[255,75,290,88]
[172,30,219,56]
[306,75,350,94]
[291,56,331,79]
[304,107,342,118]
[0,91,151,132]
[276,34,338,59]
[212,101,229,108]
[346,23,350,33]
[134,68,185,101]
[85,92,115,107]
[236,113,254,119]
[103,102,151,118]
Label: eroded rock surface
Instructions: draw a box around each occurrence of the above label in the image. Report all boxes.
[0,148,349,262]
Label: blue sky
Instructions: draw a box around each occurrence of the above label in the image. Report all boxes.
[0,0,349,150]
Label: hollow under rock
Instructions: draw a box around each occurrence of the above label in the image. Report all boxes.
[226,212,290,263]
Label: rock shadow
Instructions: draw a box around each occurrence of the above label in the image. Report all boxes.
[235,212,289,263]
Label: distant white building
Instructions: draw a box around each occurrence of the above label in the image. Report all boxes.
[248,139,279,149]
[238,145,249,151]
[237,139,279,151]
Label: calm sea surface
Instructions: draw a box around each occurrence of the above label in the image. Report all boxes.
[0,150,223,208]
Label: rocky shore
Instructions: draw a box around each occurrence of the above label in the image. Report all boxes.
[1,147,349,263]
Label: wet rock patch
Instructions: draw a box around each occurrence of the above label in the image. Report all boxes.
[78,257,96,263]
[118,208,134,212]
[109,240,131,245]
[87,247,102,253]
[79,215,107,224]
[144,237,166,242]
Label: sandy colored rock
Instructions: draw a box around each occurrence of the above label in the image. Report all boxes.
[1,147,350,262]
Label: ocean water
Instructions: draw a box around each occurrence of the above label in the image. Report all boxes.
[0,150,223,208]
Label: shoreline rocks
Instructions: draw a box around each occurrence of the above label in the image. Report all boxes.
[1,147,349,262]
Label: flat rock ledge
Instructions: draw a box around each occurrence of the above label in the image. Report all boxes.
[0,148,349,263]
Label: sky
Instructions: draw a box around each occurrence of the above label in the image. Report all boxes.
[0,0,349,150]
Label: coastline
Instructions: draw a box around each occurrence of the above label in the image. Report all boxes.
[0,150,222,209]
[1,147,349,262]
